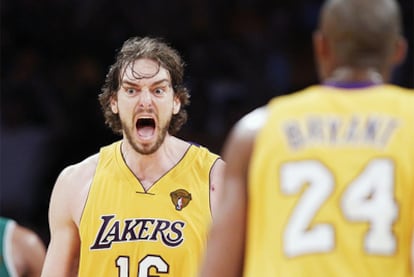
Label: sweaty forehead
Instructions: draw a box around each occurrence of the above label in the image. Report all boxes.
[122,58,171,84]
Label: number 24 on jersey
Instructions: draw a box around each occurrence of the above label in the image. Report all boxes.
[280,158,398,257]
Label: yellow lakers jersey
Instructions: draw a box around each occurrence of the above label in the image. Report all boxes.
[79,141,219,277]
[245,84,414,276]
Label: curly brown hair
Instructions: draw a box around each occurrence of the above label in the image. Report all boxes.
[99,36,191,135]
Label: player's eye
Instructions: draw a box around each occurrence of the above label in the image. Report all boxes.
[153,86,167,95]
[125,87,137,95]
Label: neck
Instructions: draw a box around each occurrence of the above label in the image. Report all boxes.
[324,67,384,85]
[121,139,165,171]
[120,137,190,190]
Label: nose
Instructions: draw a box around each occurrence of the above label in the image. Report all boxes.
[139,89,152,107]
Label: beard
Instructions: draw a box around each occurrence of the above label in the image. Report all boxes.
[124,118,170,155]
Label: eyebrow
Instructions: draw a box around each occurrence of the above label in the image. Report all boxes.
[121,79,171,88]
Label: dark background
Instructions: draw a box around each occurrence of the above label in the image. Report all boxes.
[1,0,413,244]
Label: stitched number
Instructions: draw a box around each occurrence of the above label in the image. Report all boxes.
[117,255,169,277]
[138,255,168,277]
[341,159,397,255]
[281,160,335,257]
[116,256,129,277]
[281,159,397,258]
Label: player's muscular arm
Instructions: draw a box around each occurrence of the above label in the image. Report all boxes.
[41,166,81,277]
[209,158,226,219]
[200,107,268,277]
[41,154,98,277]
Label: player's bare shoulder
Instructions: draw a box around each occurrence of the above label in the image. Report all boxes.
[51,153,100,226]
[222,106,268,170]
[232,106,268,140]
[59,154,100,185]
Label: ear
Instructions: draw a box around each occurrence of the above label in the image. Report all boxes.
[392,36,407,67]
[172,96,181,115]
[313,30,325,62]
[315,30,334,61]
[313,30,334,80]
[110,95,119,114]
[313,30,328,79]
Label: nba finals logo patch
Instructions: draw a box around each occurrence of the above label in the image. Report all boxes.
[170,189,192,211]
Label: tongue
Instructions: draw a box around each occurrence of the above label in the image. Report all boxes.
[138,126,154,138]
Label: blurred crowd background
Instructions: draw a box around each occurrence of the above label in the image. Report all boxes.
[1,0,413,244]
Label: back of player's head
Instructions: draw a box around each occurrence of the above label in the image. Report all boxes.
[318,0,403,69]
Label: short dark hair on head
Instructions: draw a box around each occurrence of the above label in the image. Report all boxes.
[99,36,191,135]
[320,0,403,69]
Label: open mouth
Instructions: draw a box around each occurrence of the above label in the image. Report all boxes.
[136,118,156,138]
